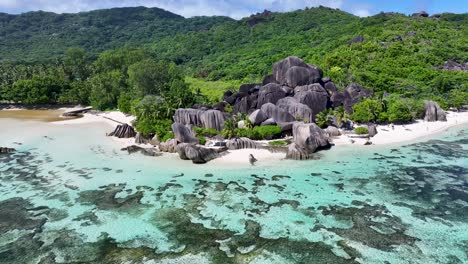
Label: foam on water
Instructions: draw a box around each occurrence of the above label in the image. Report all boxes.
[0,118,467,263]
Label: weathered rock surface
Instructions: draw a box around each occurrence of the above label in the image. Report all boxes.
[367,124,378,137]
[261,103,295,123]
[276,97,313,123]
[412,11,429,17]
[121,145,162,157]
[293,84,329,120]
[159,139,178,153]
[174,109,226,131]
[273,56,322,87]
[262,74,277,85]
[171,123,198,144]
[261,118,276,126]
[331,83,372,114]
[176,143,220,164]
[248,109,268,126]
[287,122,330,160]
[134,132,148,144]
[0,147,15,154]
[424,101,447,122]
[441,61,468,72]
[325,126,341,137]
[107,124,136,138]
[349,35,364,44]
[226,137,259,150]
[257,83,286,107]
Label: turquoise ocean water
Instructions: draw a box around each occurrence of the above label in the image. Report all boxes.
[0,118,467,264]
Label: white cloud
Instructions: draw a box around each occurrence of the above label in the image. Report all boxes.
[0,0,344,19]
[353,8,370,17]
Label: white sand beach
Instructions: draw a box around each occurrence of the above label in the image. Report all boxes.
[332,111,468,146]
[49,109,468,164]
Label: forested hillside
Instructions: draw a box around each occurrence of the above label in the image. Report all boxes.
[0,7,232,62]
[0,6,467,134]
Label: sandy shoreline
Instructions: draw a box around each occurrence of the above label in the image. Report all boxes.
[332,111,468,146]
[3,108,468,165]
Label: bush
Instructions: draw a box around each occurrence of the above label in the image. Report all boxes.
[117,93,133,114]
[354,127,369,135]
[387,100,412,123]
[161,132,174,142]
[352,99,384,123]
[198,136,207,145]
[253,125,282,140]
[194,127,220,137]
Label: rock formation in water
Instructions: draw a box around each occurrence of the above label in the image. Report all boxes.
[424,101,447,122]
[108,124,136,138]
[0,147,15,154]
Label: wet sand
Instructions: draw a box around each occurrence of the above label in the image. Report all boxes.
[0,109,78,122]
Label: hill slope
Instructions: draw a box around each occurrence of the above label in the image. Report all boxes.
[0,6,233,62]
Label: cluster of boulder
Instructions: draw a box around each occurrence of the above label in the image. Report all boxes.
[107,124,136,138]
[157,56,375,163]
[106,56,451,164]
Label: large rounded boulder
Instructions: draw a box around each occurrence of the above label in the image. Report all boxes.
[276,97,313,123]
[260,103,295,123]
[257,83,286,107]
[171,123,198,144]
[293,84,329,121]
[248,109,268,126]
[287,122,330,160]
[273,56,323,86]
[176,143,220,164]
[424,101,447,122]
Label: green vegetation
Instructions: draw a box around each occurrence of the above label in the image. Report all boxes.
[186,77,241,103]
[354,127,369,135]
[269,140,289,146]
[0,6,467,139]
[194,127,220,138]
[233,126,282,140]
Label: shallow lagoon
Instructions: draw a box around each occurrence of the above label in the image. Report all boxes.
[0,118,467,264]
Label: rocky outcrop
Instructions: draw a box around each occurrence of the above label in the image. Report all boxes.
[276,97,313,123]
[248,109,268,126]
[0,147,15,154]
[200,110,225,131]
[261,103,295,123]
[135,133,148,144]
[367,124,378,137]
[325,126,341,137]
[121,145,161,157]
[349,35,364,44]
[287,122,330,160]
[257,83,286,107]
[424,101,447,122]
[226,137,259,150]
[262,74,277,85]
[176,143,220,164]
[441,61,468,72]
[412,11,429,17]
[159,139,178,153]
[293,84,328,120]
[331,83,372,114]
[171,123,198,144]
[273,56,322,87]
[261,118,276,126]
[107,124,136,138]
[174,109,226,131]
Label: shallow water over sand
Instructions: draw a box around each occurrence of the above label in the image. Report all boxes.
[0,117,467,264]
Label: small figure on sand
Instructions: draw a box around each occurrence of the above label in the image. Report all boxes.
[391,124,395,130]
[249,154,258,165]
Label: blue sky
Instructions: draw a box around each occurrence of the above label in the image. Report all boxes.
[0,0,466,18]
